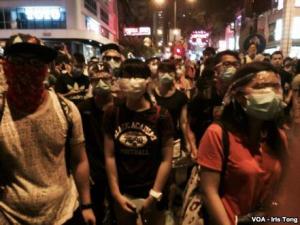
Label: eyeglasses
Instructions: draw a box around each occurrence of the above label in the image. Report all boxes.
[103,56,121,63]
[7,56,46,67]
[217,61,241,69]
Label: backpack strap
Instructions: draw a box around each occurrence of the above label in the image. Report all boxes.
[55,92,73,176]
[0,92,5,122]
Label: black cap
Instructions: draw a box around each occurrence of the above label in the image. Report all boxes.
[4,33,57,63]
[101,43,120,54]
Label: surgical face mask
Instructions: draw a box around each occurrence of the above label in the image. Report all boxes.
[93,79,112,96]
[103,54,122,70]
[220,66,236,82]
[118,78,148,100]
[243,88,285,120]
[158,73,175,87]
[107,60,121,70]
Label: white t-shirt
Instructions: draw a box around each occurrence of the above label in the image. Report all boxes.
[0,91,84,225]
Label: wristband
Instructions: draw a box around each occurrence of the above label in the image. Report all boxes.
[149,189,163,202]
[80,203,93,210]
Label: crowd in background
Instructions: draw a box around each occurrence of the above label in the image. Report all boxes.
[0,33,299,225]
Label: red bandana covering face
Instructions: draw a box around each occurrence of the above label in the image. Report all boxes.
[4,61,48,113]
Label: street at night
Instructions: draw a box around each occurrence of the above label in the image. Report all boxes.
[0,0,299,225]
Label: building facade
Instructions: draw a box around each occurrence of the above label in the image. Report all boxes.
[257,0,300,57]
[0,0,119,59]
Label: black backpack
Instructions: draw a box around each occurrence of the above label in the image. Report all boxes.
[0,92,73,176]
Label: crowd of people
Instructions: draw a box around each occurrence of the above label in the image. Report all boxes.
[0,33,299,225]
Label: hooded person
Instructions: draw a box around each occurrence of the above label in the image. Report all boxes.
[0,33,95,225]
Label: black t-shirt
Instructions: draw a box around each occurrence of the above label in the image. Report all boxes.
[187,93,223,145]
[55,73,90,105]
[279,69,293,90]
[77,98,106,184]
[154,89,188,139]
[103,103,173,197]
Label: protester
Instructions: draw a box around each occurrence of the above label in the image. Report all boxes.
[175,59,192,98]
[103,59,173,225]
[198,62,288,225]
[271,51,293,126]
[78,71,114,224]
[55,52,90,105]
[187,50,241,158]
[200,47,216,76]
[0,33,95,225]
[101,43,123,77]
[154,61,189,157]
[244,43,258,64]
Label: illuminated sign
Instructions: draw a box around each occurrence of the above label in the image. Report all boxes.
[124,27,151,36]
[189,30,210,47]
[24,6,64,20]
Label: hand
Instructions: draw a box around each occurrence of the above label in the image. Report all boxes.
[116,194,137,214]
[140,196,156,215]
[81,208,96,225]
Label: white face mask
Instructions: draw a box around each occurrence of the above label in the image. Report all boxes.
[93,79,112,96]
[220,66,236,82]
[107,59,121,70]
[243,88,285,120]
[118,78,148,100]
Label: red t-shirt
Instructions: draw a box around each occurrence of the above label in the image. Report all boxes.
[197,124,284,224]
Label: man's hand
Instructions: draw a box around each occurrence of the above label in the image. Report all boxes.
[116,195,137,214]
[81,208,96,225]
[141,196,156,215]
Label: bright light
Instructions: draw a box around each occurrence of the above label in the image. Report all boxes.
[275,19,283,41]
[86,17,100,34]
[292,17,300,39]
[187,0,196,3]
[173,29,180,35]
[154,0,165,6]
[168,42,173,46]
[24,6,63,20]
[296,0,300,7]
[228,38,235,50]
[218,40,227,51]
[157,29,163,35]
[278,0,284,10]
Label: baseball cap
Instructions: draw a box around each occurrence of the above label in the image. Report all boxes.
[4,33,57,63]
[101,43,120,54]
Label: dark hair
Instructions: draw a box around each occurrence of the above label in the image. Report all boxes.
[246,42,257,51]
[221,62,287,169]
[158,61,176,73]
[295,59,300,74]
[214,50,240,66]
[271,51,283,59]
[55,52,72,65]
[203,47,216,56]
[283,57,293,65]
[145,57,160,64]
[119,58,150,79]
[73,52,85,65]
